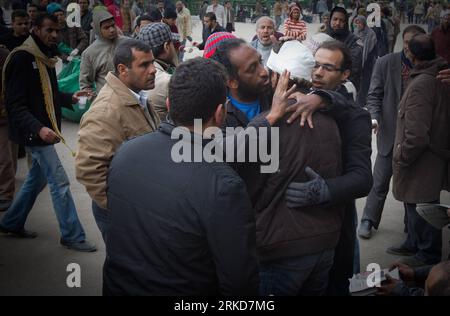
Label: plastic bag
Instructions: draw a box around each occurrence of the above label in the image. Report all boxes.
[57,57,91,122]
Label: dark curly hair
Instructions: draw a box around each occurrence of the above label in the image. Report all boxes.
[169,58,228,126]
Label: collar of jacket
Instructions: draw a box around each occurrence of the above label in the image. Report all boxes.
[225,98,249,126]
[410,57,449,78]
[159,120,213,147]
[155,58,176,74]
[104,72,143,106]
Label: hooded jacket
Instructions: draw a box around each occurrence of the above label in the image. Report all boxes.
[326,6,363,91]
[79,10,123,92]
[393,57,450,203]
[283,4,307,40]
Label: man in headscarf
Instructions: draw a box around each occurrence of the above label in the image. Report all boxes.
[353,15,377,107]
[326,6,363,91]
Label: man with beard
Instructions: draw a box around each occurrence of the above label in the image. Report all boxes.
[195,12,225,50]
[213,38,373,295]
[0,14,96,252]
[251,16,279,67]
[76,39,160,242]
[326,6,363,92]
[0,9,30,51]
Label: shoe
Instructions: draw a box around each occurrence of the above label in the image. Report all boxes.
[358,219,373,239]
[60,239,97,252]
[398,256,427,268]
[0,200,12,212]
[386,245,416,256]
[0,224,38,238]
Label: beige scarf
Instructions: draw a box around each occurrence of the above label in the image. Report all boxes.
[2,36,75,156]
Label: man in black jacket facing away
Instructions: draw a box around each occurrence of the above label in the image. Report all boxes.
[104,57,295,295]
[0,14,96,252]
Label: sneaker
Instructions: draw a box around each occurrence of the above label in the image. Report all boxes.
[0,224,38,238]
[358,219,373,239]
[60,239,97,252]
[386,245,416,256]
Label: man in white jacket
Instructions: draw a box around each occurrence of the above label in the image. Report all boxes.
[207,0,225,27]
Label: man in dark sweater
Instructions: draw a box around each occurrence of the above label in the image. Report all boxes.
[0,9,30,51]
[195,12,225,50]
[0,14,96,252]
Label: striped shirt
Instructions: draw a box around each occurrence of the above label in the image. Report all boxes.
[283,19,307,40]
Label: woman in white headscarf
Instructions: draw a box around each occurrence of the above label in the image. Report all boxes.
[353,15,377,107]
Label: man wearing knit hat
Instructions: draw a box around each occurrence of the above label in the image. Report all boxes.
[138,22,177,120]
[202,31,236,59]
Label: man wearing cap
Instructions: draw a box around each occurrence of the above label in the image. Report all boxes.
[75,39,160,242]
[48,2,88,61]
[431,10,450,63]
[80,9,122,93]
[138,22,178,120]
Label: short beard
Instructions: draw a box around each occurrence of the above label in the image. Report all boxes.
[331,27,348,38]
[236,79,268,101]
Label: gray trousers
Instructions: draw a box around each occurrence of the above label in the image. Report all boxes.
[362,151,394,228]
[402,202,442,264]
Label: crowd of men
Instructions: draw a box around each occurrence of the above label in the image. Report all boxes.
[0,0,450,296]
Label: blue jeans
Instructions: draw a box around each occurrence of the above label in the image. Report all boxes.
[259,249,335,296]
[0,145,85,243]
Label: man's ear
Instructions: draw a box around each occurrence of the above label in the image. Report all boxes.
[166,97,170,111]
[341,69,351,82]
[117,64,128,77]
[227,78,238,90]
[164,41,171,54]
